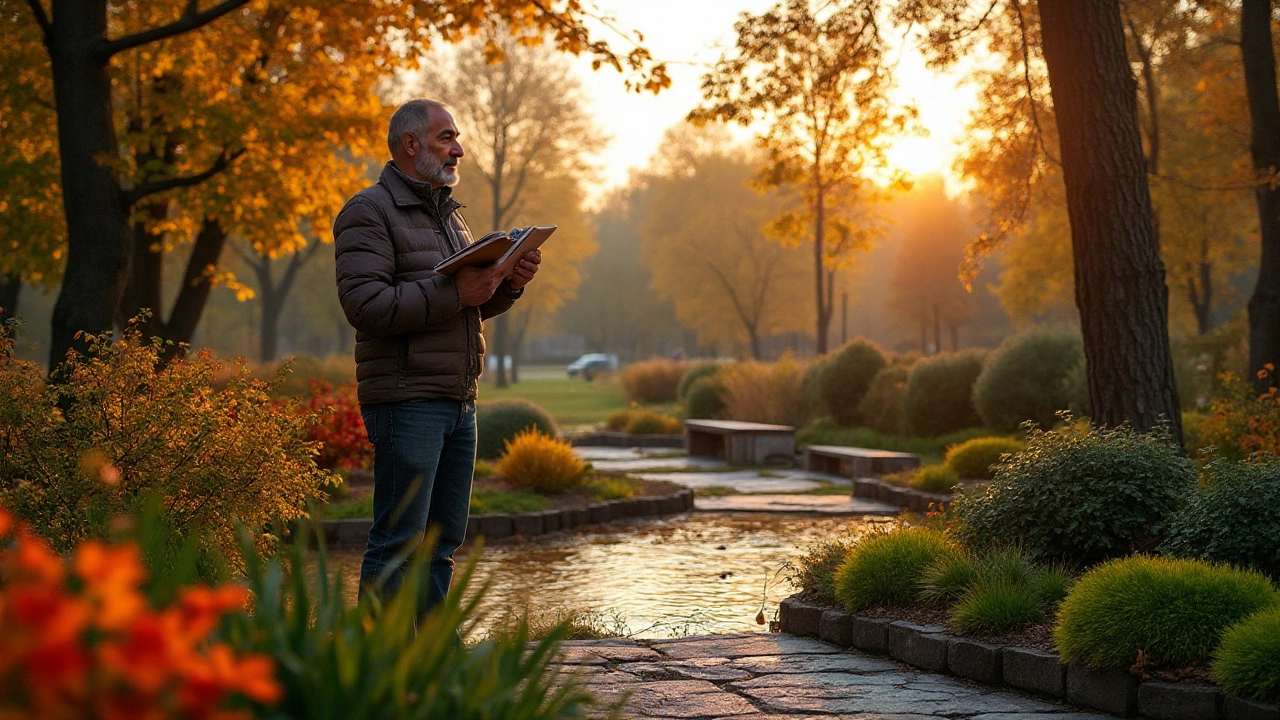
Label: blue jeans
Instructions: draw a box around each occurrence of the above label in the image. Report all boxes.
[359,399,475,618]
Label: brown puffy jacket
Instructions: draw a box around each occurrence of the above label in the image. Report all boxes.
[334,163,519,405]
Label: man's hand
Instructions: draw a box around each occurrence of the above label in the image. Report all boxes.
[509,249,542,290]
[454,264,506,306]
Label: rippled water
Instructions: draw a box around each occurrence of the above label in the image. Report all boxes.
[327,513,891,638]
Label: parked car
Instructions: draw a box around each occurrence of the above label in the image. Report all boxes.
[567,353,619,379]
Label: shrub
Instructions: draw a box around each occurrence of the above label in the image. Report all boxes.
[495,430,586,493]
[476,399,557,460]
[858,363,912,436]
[1159,457,1280,578]
[952,422,1196,563]
[1213,606,1280,701]
[1197,369,1280,461]
[789,537,854,605]
[910,464,959,493]
[624,408,683,435]
[903,350,986,437]
[684,375,729,419]
[919,550,983,606]
[817,339,887,426]
[302,381,374,470]
[721,355,814,427]
[0,325,330,560]
[833,528,954,611]
[972,327,1085,433]
[677,362,723,402]
[1054,556,1279,669]
[589,476,638,500]
[944,436,1025,480]
[952,579,1045,633]
[620,359,687,404]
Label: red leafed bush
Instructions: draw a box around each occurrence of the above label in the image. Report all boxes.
[302,381,373,470]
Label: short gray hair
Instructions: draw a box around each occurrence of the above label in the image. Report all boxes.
[387,99,450,155]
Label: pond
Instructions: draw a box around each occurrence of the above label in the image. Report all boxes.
[327,512,891,638]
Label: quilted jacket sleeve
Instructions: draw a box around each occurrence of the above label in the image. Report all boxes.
[334,197,462,336]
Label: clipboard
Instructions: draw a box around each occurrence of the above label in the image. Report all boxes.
[433,225,557,277]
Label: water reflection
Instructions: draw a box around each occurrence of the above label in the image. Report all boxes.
[327,513,890,638]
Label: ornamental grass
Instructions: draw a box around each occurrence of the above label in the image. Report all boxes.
[495,429,586,493]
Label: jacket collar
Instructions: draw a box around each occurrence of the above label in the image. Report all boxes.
[379,161,461,214]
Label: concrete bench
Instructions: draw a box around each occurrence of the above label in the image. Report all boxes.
[803,445,921,478]
[684,419,796,466]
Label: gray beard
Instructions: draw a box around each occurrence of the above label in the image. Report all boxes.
[415,154,459,187]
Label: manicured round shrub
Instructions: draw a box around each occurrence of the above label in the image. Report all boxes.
[951,578,1045,633]
[857,362,912,436]
[817,339,887,426]
[677,362,722,403]
[903,350,986,437]
[1054,556,1279,669]
[944,436,1025,480]
[620,359,687,403]
[1159,457,1280,578]
[495,429,586,493]
[684,375,728,419]
[952,423,1196,563]
[1212,606,1280,701]
[476,399,558,460]
[972,327,1085,433]
[833,528,955,611]
[909,465,959,494]
[624,409,682,435]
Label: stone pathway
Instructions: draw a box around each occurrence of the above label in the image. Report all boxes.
[556,633,1119,720]
[694,494,896,515]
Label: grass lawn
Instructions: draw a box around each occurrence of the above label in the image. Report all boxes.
[796,420,999,466]
[477,370,677,428]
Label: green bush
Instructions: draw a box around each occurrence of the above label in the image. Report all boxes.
[903,350,986,437]
[944,436,1025,480]
[858,363,911,436]
[788,537,854,605]
[972,327,1085,433]
[1212,606,1280,701]
[678,362,723,402]
[909,464,959,493]
[1054,555,1279,669]
[1159,457,1280,578]
[684,375,728,419]
[919,550,983,607]
[952,423,1196,563]
[952,578,1045,634]
[817,339,887,426]
[476,399,557,460]
[833,528,954,611]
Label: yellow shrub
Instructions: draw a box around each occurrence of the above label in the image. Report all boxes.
[620,359,687,403]
[496,430,587,493]
[605,407,683,434]
[721,355,814,427]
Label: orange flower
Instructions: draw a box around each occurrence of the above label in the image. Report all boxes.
[9,586,91,647]
[99,614,181,695]
[177,586,248,641]
[9,531,65,584]
[74,541,147,630]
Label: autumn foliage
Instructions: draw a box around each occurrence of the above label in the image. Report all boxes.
[300,381,372,471]
[1198,366,1280,460]
[0,505,281,718]
[0,323,332,559]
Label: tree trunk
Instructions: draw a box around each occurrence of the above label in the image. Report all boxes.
[47,1,133,367]
[748,326,761,361]
[1187,240,1213,336]
[1241,0,1280,391]
[1039,0,1182,443]
[0,273,20,326]
[933,302,941,355]
[491,314,510,387]
[164,220,229,353]
[813,182,829,355]
[120,200,168,332]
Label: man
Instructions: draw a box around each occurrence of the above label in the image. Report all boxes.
[333,99,541,615]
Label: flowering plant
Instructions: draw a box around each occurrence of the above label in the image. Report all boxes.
[0,505,281,719]
[299,381,372,470]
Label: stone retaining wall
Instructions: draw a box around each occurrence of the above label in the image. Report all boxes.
[779,595,1280,720]
[851,477,951,513]
[311,488,696,547]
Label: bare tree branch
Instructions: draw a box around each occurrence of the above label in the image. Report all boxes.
[124,148,245,206]
[24,0,51,40]
[99,0,252,59]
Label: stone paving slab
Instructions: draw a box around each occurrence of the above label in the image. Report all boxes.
[576,447,694,462]
[555,633,1123,720]
[631,469,847,494]
[695,494,896,515]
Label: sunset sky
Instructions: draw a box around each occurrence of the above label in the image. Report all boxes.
[570,0,982,195]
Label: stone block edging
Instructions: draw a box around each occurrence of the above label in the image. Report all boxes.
[309,488,695,547]
[568,431,684,448]
[779,595,1279,720]
[850,477,951,512]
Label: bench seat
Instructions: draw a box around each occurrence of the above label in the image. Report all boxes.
[803,444,921,478]
[684,419,796,466]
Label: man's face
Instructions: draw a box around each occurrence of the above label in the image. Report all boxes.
[412,106,464,188]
